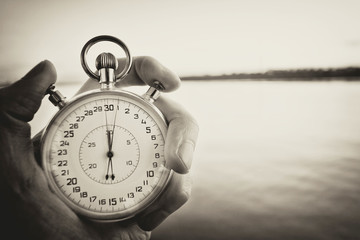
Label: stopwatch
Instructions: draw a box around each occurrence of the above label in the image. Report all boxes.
[41,35,171,221]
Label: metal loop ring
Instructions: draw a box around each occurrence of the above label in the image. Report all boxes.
[81,35,132,82]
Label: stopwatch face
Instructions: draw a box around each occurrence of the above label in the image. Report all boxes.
[41,90,171,221]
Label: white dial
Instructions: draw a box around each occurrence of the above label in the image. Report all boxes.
[42,90,170,220]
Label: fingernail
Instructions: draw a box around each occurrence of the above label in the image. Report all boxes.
[177,141,195,170]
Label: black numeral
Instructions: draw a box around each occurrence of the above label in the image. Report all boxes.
[93,106,102,112]
[57,149,67,156]
[80,192,88,198]
[76,116,85,122]
[64,130,74,138]
[66,177,77,185]
[109,198,117,205]
[104,104,114,111]
[88,163,97,169]
[146,170,154,177]
[57,160,68,166]
[69,123,78,129]
[60,140,69,146]
[84,110,93,116]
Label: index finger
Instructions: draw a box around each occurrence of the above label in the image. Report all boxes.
[155,96,199,174]
[76,56,181,94]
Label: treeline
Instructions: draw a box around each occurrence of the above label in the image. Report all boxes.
[181,67,360,81]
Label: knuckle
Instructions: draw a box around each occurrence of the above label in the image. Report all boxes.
[0,87,39,122]
[173,113,199,142]
[188,115,200,134]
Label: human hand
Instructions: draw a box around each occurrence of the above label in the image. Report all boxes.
[0,58,199,239]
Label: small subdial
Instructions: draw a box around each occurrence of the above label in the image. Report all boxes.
[79,125,140,184]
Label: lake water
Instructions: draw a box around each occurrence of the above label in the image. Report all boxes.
[30,80,360,240]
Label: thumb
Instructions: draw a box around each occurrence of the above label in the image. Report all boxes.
[0,60,57,124]
[0,60,57,193]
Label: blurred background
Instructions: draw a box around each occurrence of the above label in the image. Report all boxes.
[1,0,360,239]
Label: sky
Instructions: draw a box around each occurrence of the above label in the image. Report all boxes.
[1,0,360,83]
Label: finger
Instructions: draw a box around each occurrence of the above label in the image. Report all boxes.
[119,56,181,91]
[0,60,56,189]
[0,60,56,124]
[155,96,199,174]
[76,56,181,94]
[137,172,191,231]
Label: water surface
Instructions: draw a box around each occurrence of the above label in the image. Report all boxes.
[31,80,360,240]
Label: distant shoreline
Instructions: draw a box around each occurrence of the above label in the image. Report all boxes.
[2,67,360,87]
[180,77,360,82]
[181,67,360,81]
